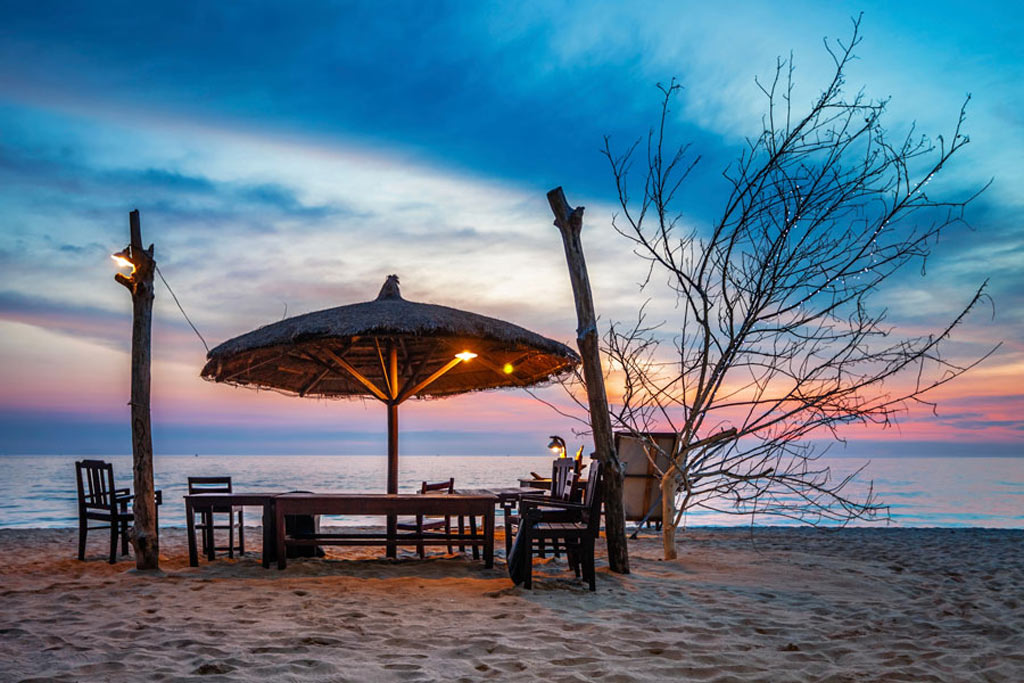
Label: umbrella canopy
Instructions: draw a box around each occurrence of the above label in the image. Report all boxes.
[201,275,579,494]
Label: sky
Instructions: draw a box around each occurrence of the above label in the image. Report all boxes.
[0,1,1021,456]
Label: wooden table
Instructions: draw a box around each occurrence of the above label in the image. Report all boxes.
[185,492,280,568]
[274,493,498,570]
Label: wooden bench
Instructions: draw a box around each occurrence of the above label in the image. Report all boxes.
[274,493,498,569]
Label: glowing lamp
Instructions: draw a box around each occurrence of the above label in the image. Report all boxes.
[111,250,134,272]
[547,435,567,458]
[455,351,477,361]
[502,362,514,374]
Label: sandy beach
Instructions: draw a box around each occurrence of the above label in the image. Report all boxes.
[0,526,1021,682]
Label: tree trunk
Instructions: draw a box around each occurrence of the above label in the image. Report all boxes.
[116,210,159,570]
[547,187,629,575]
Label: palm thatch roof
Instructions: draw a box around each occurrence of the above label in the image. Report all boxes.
[200,275,579,400]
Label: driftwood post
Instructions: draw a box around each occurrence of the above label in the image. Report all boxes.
[547,187,629,574]
[114,209,159,570]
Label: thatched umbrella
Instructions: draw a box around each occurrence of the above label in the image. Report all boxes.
[201,275,579,495]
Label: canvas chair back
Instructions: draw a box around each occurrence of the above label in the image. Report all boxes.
[76,460,118,513]
[616,432,679,522]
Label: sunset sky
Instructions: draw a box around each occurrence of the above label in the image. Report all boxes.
[1,1,1021,456]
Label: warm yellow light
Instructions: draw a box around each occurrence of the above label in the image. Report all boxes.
[111,253,134,270]
[455,351,477,361]
[502,363,514,374]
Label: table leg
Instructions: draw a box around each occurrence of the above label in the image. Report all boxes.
[386,513,397,559]
[204,510,215,561]
[481,505,493,569]
[186,499,198,567]
[261,501,273,569]
[275,506,287,570]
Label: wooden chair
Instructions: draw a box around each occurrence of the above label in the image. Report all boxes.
[513,460,604,591]
[396,478,475,558]
[187,476,244,558]
[503,457,581,558]
[76,459,162,564]
[616,432,679,535]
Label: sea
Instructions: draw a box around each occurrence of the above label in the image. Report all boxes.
[1,454,1022,529]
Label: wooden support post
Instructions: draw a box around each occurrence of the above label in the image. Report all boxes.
[114,209,160,570]
[386,343,399,558]
[547,187,629,574]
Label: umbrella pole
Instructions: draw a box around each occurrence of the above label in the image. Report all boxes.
[386,344,399,558]
[386,400,399,558]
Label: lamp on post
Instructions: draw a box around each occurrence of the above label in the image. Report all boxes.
[112,209,160,571]
[547,435,567,458]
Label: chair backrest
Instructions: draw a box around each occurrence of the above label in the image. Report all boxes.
[76,459,117,512]
[582,459,604,531]
[551,458,575,500]
[188,476,232,495]
[616,432,679,522]
[420,478,454,494]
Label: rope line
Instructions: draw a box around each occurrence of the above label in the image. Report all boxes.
[155,264,210,354]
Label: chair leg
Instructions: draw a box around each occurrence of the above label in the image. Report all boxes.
[228,511,235,558]
[584,539,596,591]
[469,515,478,560]
[457,515,465,553]
[78,517,87,561]
[198,513,207,554]
[504,516,513,558]
[445,516,453,555]
[416,514,425,559]
[238,509,245,555]
[523,533,533,590]
[109,522,118,564]
[204,511,215,560]
[121,518,130,556]
[567,544,580,577]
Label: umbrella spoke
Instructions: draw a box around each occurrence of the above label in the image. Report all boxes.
[317,345,389,402]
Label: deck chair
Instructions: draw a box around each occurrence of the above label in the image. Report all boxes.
[616,432,679,535]
[76,459,162,564]
[187,476,244,558]
[510,460,604,591]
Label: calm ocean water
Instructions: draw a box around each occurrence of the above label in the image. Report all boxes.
[1,454,1021,529]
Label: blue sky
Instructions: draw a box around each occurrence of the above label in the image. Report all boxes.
[0,1,1021,455]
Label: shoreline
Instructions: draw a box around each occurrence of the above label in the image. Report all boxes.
[1,527,1022,681]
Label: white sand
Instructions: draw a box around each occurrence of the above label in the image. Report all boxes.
[1,526,1021,681]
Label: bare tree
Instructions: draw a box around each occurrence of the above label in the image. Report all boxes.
[595,17,994,559]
